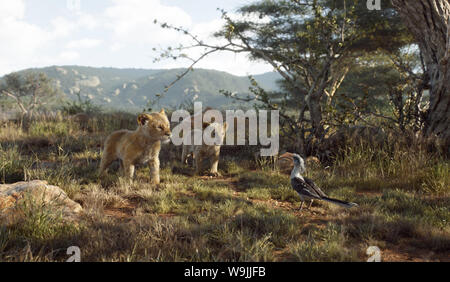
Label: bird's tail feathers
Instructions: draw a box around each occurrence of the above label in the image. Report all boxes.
[322,197,358,208]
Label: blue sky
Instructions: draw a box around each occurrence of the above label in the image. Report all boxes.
[0,0,272,76]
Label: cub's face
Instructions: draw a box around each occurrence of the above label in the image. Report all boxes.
[204,122,228,146]
[137,109,172,143]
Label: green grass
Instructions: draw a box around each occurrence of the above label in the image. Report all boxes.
[1,195,82,261]
[28,121,73,138]
[287,223,358,262]
[329,145,449,194]
[0,145,34,183]
[0,116,449,262]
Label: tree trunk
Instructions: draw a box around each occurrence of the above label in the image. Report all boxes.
[391,0,450,148]
[307,91,325,139]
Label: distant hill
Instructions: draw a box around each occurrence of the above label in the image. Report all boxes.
[6,66,282,111]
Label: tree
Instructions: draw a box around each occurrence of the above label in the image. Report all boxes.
[391,0,450,146]
[0,72,57,118]
[156,0,412,153]
[61,90,102,115]
[334,49,429,134]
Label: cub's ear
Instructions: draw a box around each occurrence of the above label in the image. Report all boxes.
[137,113,152,126]
[223,122,228,132]
[159,109,166,115]
[202,121,212,130]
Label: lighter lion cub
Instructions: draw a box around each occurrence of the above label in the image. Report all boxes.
[99,109,171,184]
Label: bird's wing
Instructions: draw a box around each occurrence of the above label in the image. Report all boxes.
[291,177,323,199]
[303,177,327,198]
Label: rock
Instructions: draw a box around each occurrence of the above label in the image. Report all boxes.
[76,76,101,87]
[0,180,82,225]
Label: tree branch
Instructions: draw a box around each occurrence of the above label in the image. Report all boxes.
[1,90,28,115]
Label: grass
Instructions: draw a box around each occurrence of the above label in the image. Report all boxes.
[287,223,358,262]
[0,115,448,262]
[330,145,449,194]
[1,194,82,261]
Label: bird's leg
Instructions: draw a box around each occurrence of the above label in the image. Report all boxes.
[299,201,304,211]
[308,199,314,209]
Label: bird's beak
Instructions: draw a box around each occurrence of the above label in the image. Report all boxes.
[279,156,292,161]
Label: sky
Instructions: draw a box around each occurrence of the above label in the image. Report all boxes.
[0,0,273,77]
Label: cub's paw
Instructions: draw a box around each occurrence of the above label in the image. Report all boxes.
[206,171,221,177]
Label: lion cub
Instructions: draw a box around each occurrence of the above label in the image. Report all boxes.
[182,121,228,176]
[99,109,171,184]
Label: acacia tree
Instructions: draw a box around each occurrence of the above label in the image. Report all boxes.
[0,72,57,118]
[155,0,411,153]
[391,0,450,146]
[332,48,429,134]
[385,50,429,133]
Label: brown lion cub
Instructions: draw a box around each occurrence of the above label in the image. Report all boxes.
[181,121,228,176]
[99,109,171,184]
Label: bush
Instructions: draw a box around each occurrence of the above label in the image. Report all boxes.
[61,91,102,115]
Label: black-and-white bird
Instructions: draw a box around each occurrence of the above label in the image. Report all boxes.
[290,154,358,211]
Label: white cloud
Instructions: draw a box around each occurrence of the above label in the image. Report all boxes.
[161,13,273,76]
[0,1,103,75]
[50,13,99,38]
[0,0,53,74]
[161,50,273,76]
[59,51,80,61]
[50,16,76,37]
[66,38,102,49]
[0,0,272,76]
[0,0,26,20]
[104,0,192,44]
[109,42,124,52]
[77,14,99,30]
[201,53,273,76]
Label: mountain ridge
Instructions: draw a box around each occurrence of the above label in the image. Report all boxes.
[5,65,281,111]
